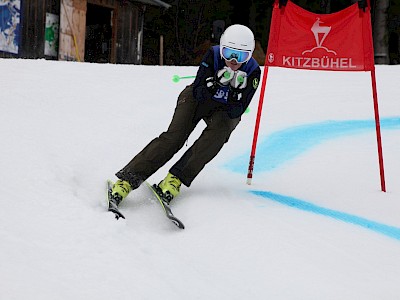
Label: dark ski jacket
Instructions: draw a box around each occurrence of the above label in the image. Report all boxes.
[192,45,261,119]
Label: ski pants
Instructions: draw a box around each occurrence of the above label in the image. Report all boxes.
[116,85,240,188]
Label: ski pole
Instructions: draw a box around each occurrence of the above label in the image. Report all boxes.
[172,75,196,83]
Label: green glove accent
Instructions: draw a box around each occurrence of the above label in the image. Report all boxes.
[224,71,231,79]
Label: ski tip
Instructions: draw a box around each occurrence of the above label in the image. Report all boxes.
[108,207,125,220]
[115,214,125,220]
[170,217,185,229]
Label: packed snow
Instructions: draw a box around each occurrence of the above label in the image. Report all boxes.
[1,58,399,299]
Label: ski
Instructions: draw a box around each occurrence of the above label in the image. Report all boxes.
[106,179,184,228]
[107,180,125,220]
[145,181,185,229]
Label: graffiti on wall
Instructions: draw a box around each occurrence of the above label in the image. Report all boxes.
[0,0,21,54]
[45,13,60,57]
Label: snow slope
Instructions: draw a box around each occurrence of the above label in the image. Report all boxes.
[1,59,399,299]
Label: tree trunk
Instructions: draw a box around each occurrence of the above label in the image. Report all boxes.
[373,0,390,64]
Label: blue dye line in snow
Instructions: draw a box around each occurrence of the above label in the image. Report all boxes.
[226,117,400,174]
[250,190,400,241]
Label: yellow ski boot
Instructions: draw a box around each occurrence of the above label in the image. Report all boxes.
[157,173,182,204]
[111,180,132,206]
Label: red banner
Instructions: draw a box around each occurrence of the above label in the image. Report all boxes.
[266,1,374,71]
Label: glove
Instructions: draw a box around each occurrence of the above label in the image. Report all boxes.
[205,77,218,94]
[228,71,247,102]
[205,67,235,94]
[229,89,243,101]
[230,70,247,89]
[206,76,216,88]
[215,67,235,86]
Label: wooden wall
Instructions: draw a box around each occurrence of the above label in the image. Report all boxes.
[88,0,116,8]
[0,0,146,64]
[59,0,87,61]
[116,1,144,64]
[0,0,60,59]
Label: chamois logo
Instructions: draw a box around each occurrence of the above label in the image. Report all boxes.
[302,18,337,55]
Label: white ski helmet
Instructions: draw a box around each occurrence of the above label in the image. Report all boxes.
[219,24,255,63]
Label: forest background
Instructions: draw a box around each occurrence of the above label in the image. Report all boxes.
[141,0,400,66]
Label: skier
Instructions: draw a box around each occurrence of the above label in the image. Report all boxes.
[109,24,261,207]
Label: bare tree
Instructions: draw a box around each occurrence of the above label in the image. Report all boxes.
[373,0,390,64]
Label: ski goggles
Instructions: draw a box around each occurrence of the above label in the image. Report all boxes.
[221,46,251,63]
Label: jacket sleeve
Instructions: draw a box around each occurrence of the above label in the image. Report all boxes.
[226,66,261,119]
[192,48,216,102]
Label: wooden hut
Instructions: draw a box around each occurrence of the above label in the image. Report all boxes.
[0,0,170,64]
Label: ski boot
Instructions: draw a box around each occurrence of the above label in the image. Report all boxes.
[110,180,132,207]
[154,172,182,205]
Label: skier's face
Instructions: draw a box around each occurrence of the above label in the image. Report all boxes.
[225,59,243,71]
